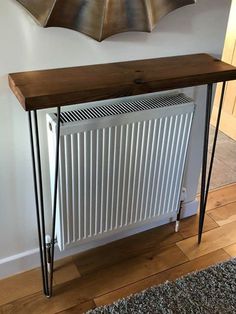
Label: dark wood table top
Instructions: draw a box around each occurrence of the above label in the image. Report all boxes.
[8,53,236,111]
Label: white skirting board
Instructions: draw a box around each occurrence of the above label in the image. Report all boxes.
[0,199,198,280]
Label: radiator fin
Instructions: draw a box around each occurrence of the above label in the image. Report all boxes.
[58,93,192,123]
[48,92,195,251]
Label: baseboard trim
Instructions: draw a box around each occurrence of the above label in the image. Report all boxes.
[0,248,40,279]
[0,199,198,280]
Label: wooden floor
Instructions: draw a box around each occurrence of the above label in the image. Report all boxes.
[1,184,236,314]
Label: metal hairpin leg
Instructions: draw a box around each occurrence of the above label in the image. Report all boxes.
[198,82,226,244]
[49,106,61,297]
[27,83,225,294]
[28,107,61,297]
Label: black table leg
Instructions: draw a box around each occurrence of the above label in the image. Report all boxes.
[49,107,61,297]
[28,81,226,295]
[28,108,61,297]
[198,82,226,244]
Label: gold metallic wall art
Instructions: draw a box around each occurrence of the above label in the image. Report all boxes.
[16,0,196,41]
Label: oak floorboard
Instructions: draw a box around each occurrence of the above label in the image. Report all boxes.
[53,257,81,286]
[0,268,42,307]
[0,245,187,314]
[94,249,230,308]
[223,243,236,257]
[55,300,96,314]
[176,220,236,260]
[0,290,89,314]
[1,184,235,313]
[208,202,236,226]
[177,213,218,239]
[74,223,182,276]
[205,183,236,210]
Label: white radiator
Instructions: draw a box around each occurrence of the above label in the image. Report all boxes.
[47,92,195,251]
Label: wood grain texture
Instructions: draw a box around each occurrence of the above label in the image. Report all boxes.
[0,184,235,313]
[53,257,80,286]
[177,213,218,239]
[224,243,236,257]
[0,269,42,306]
[208,202,236,226]
[94,249,230,308]
[177,220,236,260]
[206,183,236,210]
[8,54,236,111]
[74,223,182,276]
[0,245,187,314]
[56,300,96,314]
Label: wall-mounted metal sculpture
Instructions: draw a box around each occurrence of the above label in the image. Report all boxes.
[16,0,196,41]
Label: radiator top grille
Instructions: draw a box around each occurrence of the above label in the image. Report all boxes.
[58,93,192,124]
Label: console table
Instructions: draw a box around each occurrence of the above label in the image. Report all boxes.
[8,53,236,297]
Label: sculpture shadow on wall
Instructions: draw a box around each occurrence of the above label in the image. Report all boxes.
[15,0,196,42]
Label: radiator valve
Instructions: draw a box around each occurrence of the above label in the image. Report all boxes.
[175,188,187,232]
[45,235,51,274]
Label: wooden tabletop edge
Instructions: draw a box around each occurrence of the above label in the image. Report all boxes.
[8,53,236,111]
[8,75,26,110]
[7,53,218,77]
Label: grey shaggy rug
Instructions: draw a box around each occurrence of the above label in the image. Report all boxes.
[87,258,236,314]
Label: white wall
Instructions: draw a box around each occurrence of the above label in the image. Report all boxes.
[0,0,231,277]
